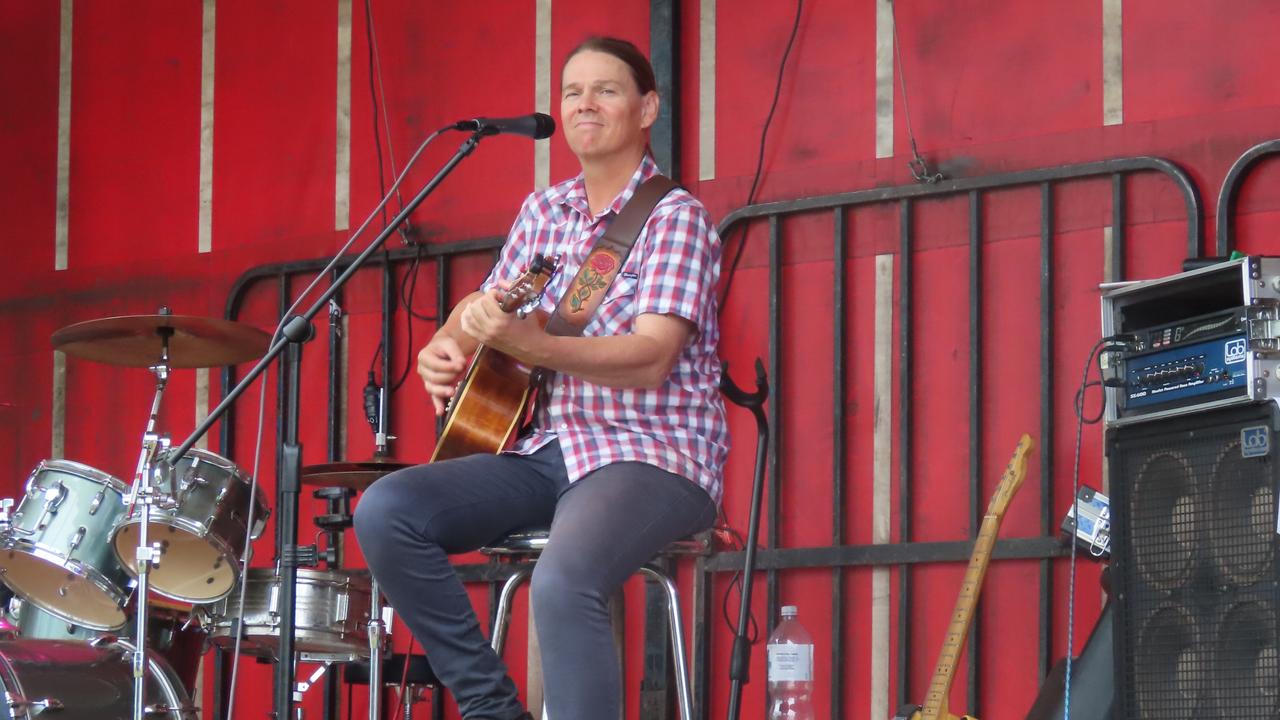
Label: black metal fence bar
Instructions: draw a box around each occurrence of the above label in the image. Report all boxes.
[1216,138,1280,254]
[831,208,848,720]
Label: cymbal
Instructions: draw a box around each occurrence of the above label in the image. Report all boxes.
[51,314,271,368]
[300,458,411,490]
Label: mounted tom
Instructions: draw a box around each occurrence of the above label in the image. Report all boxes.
[0,459,133,631]
[111,448,269,604]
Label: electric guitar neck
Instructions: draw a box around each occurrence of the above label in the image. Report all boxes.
[892,434,1034,720]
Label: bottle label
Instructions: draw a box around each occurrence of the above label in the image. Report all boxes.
[767,643,813,682]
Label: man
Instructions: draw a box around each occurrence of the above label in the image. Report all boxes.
[355,36,728,720]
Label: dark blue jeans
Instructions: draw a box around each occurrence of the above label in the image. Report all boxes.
[352,441,716,720]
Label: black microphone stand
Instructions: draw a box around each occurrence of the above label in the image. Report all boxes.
[170,129,487,720]
[719,359,770,720]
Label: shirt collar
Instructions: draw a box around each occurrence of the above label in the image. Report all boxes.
[562,154,661,219]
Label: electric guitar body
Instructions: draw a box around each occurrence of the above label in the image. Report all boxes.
[892,434,1035,720]
[430,255,557,463]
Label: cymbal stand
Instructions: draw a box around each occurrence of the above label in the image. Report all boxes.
[127,328,176,720]
[367,579,386,720]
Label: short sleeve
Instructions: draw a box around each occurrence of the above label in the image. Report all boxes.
[633,195,721,326]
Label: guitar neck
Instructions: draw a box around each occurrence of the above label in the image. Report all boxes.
[920,515,1002,720]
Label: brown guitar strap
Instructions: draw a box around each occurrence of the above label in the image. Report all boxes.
[543,174,680,338]
[524,175,679,421]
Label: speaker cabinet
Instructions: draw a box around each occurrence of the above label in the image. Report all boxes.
[1109,403,1280,719]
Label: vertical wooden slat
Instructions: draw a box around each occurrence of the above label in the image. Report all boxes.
[335,0,353,231]
[198,0,215,253]
[54,0,73,270]
[871,254,894,720]
[535,0,552,190]
[698,0,716,181]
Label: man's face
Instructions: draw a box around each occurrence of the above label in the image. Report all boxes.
[560,50,657,163]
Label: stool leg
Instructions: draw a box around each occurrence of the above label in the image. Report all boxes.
[640,565,693,720]
[491,566,533,654]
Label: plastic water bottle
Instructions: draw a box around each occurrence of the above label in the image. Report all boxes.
[767,605,815,720]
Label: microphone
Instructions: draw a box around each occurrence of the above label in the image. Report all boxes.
[453,113,556,139]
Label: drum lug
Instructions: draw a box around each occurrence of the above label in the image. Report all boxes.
[88,489,105,515]
[175,471,209,507]
[268,583,280,617]
[68,526,86,551]
[34,482,68,530]
[9,696,65,715]
[336,592,349,623]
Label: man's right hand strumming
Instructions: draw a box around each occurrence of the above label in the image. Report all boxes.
[418,331,470,416]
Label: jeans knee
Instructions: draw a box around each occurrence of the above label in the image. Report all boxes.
[530,556,606,623]
[353,479,402,559]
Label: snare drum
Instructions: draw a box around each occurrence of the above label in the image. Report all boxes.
[0,460,132,630]
[0,638,197,719]
[112,449,268,603]
[208,567,372,662]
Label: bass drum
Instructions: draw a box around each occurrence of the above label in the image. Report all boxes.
[5,596,207,698]
[0,638,197,719]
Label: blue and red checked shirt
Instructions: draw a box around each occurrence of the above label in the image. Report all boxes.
[481,155,729,503]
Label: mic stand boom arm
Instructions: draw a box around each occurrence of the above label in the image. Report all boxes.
[170,131,485,720]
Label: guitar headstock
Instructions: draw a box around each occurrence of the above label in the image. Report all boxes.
[498,254,559,314]
[987,434,1034,517]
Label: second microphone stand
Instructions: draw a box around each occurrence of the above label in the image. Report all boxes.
[171,129,489,720]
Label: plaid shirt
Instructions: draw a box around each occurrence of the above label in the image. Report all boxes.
[481,155,729,503]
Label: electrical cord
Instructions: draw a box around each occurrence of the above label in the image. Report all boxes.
[715,507,760,645]
[717,0,804,311]
[1062,334,1133,720]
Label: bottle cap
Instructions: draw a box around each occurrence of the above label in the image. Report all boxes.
[781,605,797,617]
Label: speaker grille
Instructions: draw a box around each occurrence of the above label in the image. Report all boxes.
[1111,404,1280,718]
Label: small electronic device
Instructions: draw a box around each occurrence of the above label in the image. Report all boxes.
[1061,485,1111,558]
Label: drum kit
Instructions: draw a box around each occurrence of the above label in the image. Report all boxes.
[0,311,408,719]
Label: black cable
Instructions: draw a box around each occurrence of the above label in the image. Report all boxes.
[366,0,389,233]
[391,249,426,393]
[717,0,804,310]
[716,508,759,645]
[363,0,391,389]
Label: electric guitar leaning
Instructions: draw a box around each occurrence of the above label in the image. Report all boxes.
[430,254,558,463]
[891,434,1035,720]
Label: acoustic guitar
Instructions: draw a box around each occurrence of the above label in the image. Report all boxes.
[430,254,558,463]
[892,434,1034,720]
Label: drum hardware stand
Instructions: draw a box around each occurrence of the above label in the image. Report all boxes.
[367,579,387,720]
[292,663,331,719]
[311,490,388,720]
[128,327,177,720]
[169,129,488,720]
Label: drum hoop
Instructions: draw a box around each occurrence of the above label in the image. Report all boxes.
[31,459,130,495]
[244,566,372,589]
[111,639,195,716]
[3,539,131,604]
[177,448,247,478]
[114,512,213,542]
[0,646,28,720]
[0,540,129,631]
